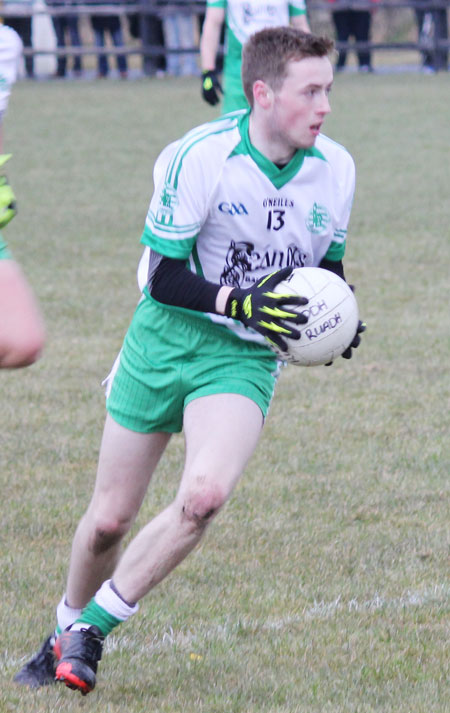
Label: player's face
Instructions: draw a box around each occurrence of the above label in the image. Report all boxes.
[270,56,333,151]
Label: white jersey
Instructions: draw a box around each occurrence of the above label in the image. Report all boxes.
[141,110,355,343]
[223,0,306,46]
[0,24,22,118]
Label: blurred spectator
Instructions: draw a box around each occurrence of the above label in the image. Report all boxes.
[160,1,199,76]
[3,0,34,77]
[0,21,22,123]
[328,0,379,72]
[87,0,128,78]
[415,0,448,72]
[127,0,166,75]
[47,0,82,77]
[200,0,310,113]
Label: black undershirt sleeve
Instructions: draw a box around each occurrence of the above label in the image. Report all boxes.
[148,253,346,314]
[318,257,346,281]
[149,253,222,314]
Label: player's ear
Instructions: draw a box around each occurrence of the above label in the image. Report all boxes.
[253,80,273,109]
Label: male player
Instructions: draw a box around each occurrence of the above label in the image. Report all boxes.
[200,0,310,113]
[15,27,363,693]
[0,23,45,367]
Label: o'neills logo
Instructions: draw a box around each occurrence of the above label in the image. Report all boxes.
[304,313,342,340]
[262,198,294,208]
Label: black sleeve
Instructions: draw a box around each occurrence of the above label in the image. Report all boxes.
[318,257,346,281]
[148,252,221,314]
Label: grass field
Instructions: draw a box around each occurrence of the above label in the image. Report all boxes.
[1,73,449,712]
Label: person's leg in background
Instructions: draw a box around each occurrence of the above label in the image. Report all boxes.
[433,7,448,70]
[6,17,34,77]
[178,11,199,76]
[162,13,181,76]
[91,16,108,77]
[332,10,351,70]
[51,15,67,77]
[108,16,128,77]
[67,15,82,74]
[352,9,373,71]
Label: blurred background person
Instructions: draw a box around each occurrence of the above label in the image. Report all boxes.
[127,0,166,76]
[160,0,199,76]
[47,0,83,78]
[87,0,128,78]
[0,19,22,122]
[200,0,310,113]
[0,26,45,367]
[328,0,379,72]
[0,217,46,369]
[415,0,448,72]
[3,0,34,77]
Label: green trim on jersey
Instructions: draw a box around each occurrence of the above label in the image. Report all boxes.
[192,244,205,277]
[289,6,306,16]
[324,239,346,261]
[235,112,326,189]
[141,227,197,258]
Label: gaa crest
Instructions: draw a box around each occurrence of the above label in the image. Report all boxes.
[157,183,179,220]
[306,202,331,235]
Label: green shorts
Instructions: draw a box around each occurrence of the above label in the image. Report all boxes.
[106,297,280,433]
[222,73,249,114]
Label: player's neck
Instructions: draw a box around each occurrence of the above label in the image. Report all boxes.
[248,113,295,167]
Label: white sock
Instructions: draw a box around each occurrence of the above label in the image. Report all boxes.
[94,579,139,621]
[56,594,82,633]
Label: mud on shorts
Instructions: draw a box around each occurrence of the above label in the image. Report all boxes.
[105,297,280,433]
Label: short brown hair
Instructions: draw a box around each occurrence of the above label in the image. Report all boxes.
[242,27,334,107]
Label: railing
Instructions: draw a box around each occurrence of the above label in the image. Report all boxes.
[1,1,449,70]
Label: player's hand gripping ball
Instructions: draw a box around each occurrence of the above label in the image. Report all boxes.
[270,267,360,366]
[0,154,17,229]
[225,266,309,351]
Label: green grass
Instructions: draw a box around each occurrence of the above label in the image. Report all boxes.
[1,74,449,712]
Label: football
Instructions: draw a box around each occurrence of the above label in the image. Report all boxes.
[271,267,359,366]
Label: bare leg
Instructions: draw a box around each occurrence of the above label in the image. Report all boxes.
[113,393,264,603]
[65,414,171,608]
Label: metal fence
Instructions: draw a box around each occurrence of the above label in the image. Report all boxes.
[1,1,449,71]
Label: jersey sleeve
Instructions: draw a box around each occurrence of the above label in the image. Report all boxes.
[141,140,209,260]
[206,0,226,7]
[0,26,23,116]
[324,150,356,262]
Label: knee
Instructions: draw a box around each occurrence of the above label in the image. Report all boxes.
[180,481,227,532]
[86,511,132,555]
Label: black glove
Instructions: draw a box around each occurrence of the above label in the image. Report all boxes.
[225,267,308,351]
[324,319,366,366]
[341,320,366,359]
[201,70,223,106]
[341,284,365,359]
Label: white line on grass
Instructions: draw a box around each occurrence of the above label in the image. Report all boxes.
[103,583,450,655]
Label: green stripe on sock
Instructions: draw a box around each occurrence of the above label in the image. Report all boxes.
[75,598,122,637]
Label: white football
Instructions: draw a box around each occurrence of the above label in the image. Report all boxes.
[271,267,359,366]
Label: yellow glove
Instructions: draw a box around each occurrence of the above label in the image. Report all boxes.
[0,154,17,228]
